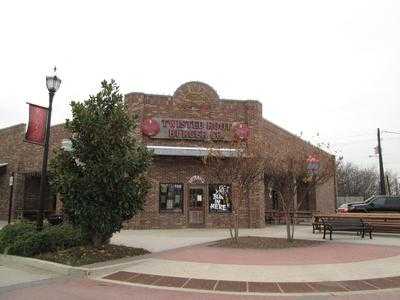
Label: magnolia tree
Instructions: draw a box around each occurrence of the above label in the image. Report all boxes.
[202,138,268,242]
[264,138,336,241]
[50,80,152,246]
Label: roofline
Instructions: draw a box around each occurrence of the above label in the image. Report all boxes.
[262,118,335,159]
[51,122,66,129]
[125,92,262,106]
[0,123,26,132]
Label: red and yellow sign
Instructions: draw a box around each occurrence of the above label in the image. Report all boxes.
[141,117,250,141]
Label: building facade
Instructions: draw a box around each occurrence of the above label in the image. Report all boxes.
[0,81,336,228]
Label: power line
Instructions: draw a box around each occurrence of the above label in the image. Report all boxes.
[327,130,400,143]
[333,136,400,146]
[333,132,375,139]
[383,130,400,135]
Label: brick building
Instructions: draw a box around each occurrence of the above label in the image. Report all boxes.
[0,123,68,220]
[0,81,336,228]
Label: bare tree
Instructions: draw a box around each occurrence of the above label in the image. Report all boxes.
[386,169,400,196]
[203,133,336,243]
[336,161,378,198]
[263,139,336,241]
[202,138,268,242]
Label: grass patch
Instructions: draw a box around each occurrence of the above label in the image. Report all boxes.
[211,236,324,249]
[34,244,150,266]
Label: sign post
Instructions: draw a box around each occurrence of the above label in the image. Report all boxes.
[8,172,14,224]
[25,72,61,231]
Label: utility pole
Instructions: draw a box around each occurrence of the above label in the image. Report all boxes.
[377,128,386,195]
[386,175,391,195]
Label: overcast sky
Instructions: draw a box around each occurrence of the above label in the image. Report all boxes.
[0,0,399,174]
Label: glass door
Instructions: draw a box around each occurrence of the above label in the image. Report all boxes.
[189,186,205,226]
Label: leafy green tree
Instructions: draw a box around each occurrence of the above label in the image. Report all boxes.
[50,80,152,246]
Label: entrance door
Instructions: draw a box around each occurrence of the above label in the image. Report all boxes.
[188,186,205,226]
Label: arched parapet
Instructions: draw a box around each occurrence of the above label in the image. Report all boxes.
[173,81,219,104]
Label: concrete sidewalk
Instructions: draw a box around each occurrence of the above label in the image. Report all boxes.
[0,264,58,289]
[111,225,400,252]
[107,225,400,283]
[2,225,400,298]
[114,254,400,282]
[100,226,400,296]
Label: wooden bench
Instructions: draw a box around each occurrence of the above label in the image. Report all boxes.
[322,218,373,240]
[363,220,400,233]
[314,213,400,235]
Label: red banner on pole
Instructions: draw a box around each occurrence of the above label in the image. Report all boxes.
[25,103,48,145]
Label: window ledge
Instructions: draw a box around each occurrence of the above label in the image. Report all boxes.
[159,210,184,214]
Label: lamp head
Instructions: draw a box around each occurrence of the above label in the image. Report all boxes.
[46,75,61,93]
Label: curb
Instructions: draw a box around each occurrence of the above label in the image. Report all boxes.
[0,254,88,276]
[100,271,400,296]
[0,254,145,277]
[98,277,400,297]
[0,241,217,279]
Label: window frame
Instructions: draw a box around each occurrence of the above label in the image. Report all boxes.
[159,183,184,213]
[208,183,233,214]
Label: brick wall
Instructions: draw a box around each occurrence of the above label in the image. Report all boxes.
[0,123,70,220]
[0,81,336,225]
[0,124,25,219]
[126,82,335,228]
[125,156,265,229]
[316,177,336,213]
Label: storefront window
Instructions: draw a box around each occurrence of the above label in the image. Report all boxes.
[159,183,183,212]
[209,184,232,213]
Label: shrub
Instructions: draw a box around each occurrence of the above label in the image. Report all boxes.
[0,222,87,257]
[0,221,36,253]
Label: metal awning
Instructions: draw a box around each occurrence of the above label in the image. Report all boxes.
[0,163,7,174]
[146,145,238,157]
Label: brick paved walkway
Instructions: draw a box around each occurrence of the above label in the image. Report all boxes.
[3,278,400,300]
[97,239,400,295]
[103,271,400,294]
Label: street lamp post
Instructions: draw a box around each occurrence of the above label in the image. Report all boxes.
[37,73,61,231]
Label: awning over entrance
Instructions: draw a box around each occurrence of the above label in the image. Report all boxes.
[0,162,7,174]
[146,145,238,157]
